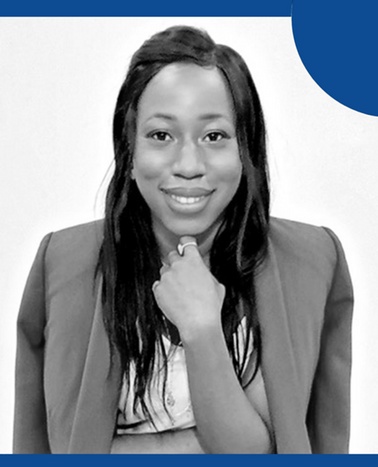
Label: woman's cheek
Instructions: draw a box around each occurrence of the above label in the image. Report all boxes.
[212,154,242,186]
[133,150,169,180]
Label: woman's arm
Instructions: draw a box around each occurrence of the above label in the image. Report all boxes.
[183,325,273,453]
[13,234,53,453]
[306,228,354,453]
[111,427,205,454]
[153,238,273,454]
[112,340,272,455]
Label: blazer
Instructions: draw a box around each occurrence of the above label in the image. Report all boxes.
[13,217,353,454]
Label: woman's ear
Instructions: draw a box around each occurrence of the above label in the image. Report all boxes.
[131,165,135,180]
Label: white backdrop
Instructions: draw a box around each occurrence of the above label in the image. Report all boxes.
[1,17,377,453]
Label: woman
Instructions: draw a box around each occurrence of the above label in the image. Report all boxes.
[13,25,353,454]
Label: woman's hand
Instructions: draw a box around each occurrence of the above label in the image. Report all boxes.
[152,236,225,342]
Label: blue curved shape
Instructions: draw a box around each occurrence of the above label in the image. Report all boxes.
[292,0,378,116]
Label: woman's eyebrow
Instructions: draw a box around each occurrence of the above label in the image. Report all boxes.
[145,113,176,122]
[198,113,230,121]
[144,113,231,123]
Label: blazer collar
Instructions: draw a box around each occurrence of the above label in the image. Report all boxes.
[256,239,311,453]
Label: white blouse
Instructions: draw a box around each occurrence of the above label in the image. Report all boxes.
[116,317,253,434]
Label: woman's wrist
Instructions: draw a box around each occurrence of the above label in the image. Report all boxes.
[180,320,224,349]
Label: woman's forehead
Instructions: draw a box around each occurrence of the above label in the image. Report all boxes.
[137,63,235,124]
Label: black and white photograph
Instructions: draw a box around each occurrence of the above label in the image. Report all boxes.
[1,17,378,454]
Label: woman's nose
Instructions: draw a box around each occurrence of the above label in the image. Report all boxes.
[173,140,205,179]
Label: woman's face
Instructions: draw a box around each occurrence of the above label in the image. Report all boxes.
[132,62,242,248]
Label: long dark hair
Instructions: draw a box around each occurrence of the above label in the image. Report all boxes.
[97,25,270,423]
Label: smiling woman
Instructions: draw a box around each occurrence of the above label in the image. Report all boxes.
[13,25,353,454]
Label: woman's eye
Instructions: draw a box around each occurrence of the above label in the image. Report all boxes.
[204,132,226,143]
[149,131,172,142]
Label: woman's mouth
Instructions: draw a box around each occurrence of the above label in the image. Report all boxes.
[161,187,214,212]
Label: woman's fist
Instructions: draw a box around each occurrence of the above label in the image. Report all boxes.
[152,236,225,343]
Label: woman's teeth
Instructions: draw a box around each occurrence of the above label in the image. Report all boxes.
[170,194,206,204]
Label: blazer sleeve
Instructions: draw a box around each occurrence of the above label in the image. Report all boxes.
[306,228,354,453]
[13,233,53,453]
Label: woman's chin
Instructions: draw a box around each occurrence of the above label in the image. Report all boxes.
[169,219,223,244]
[152,215,224,254]
[167,220,211,238]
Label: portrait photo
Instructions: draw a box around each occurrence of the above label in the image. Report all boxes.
[1,16,378,454]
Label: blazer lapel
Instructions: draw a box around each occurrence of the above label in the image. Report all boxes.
[256,239,311,453]
[68,276,122,453]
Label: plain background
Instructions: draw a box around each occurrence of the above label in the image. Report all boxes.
[1,17,378,453]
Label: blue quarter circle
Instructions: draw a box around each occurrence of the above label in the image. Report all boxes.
[292,0,378,117]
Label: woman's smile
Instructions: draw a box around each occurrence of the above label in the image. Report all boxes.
[161,187,215,212]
